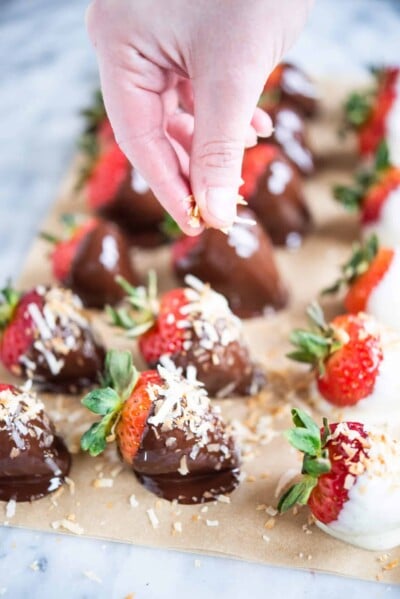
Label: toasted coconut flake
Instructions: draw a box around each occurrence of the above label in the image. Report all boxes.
[173,521,183,534]
[129,495,139,508]
[51,519,84,535]
[262,535,270,543]
[93,478,114,489]
[83,570,102,583]
[147,508,159,529]
[206,519,219,527]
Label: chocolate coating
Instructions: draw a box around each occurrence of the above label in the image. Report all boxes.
[266,102,314,176]
[171,337,266,398]
[173,210,288,318]
[132,406,240,504]
[248,154,311,245]
[66,221,140,308]
[25,328,105,394]
[269,63,318,117]
[0,393,71,502]
[99,168,166,247]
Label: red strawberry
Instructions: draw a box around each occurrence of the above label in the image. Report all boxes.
[0,287,42,373]
[81,350,240,503]
[0,383,17,393]
[43,216,98,282]
[345,67,399,158]
[240,144,310,245]
[42,215,139,308]
[240,144,279,200]
[263,62,318,117]
[108,274,265,397]
[86,141,129,211]
[279,409,400,550]
[0,285,105,390]
[170,209,288,318]
[323,234,398,321]
[288,304,383,407]
[334,141,400,245]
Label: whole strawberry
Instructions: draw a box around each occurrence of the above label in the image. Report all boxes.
[0,383,71,501]
[289,304,400,421]
[279,408,400,550]
[171,208,288,317]
[80,134,166,247]
[344,67,400,164]
[108,274,265,397]
[0,285,105,392]
[334,142,400,246]
[262,62,318,117]
[42,214,139,308]
[324,234,400,333]
[240,144,311,246]
[81,350,240,504]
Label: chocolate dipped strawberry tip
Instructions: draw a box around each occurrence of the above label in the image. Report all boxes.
[322,234,379,295]
[278,409,331,513]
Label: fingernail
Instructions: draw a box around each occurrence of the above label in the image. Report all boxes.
[206,187,238,225]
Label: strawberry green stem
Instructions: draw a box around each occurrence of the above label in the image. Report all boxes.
[80,350,139,456]
[278,409,331,513]
[0,285,21,330]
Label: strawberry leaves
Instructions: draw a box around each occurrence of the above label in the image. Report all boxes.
[80,350,138,456]
[322,234,379,295]
[107,272,159,338]
[278,408,331,513]
[344,91,372,127]
[0,285,21,330]
[287,302,343,372]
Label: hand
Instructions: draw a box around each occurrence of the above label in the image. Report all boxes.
[86,0,313,234]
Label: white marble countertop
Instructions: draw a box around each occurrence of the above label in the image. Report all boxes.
[1,0,400,596]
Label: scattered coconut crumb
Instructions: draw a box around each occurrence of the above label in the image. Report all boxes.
[83,570,102,583]
[266,506,277,517]
[129,495,139,508]
[256,504,267,511]
[383,559,399,571]
[200,506,209,513]
[111,465,124,478]
[93,478,114,489]
[173,522,182,534]
[51,519,84,535]
[5,500,16,520]
[147,508,159,529]
[262,535,270,543]
[29,560,39,571]
[264,518,276,530]
[217,494,231,504]
[206,520,219,527]
[65,477,75,495]
[194,560,202,568]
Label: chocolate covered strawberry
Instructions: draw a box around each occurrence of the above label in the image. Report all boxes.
[108,274,265,397]
[258,94,314,176]
[240,144,311,245]
[79,115,166,246]
[324,234,400,333]
[289,304,400,422]
[171,208,288,317]
[334,142,400,246]
[344,67,400,164]
[279,408,400,550]
[42,214,139,308]
[0,285,105,392]
[0,383,71,501]
[263,62,318,117]
[81,350,240,503]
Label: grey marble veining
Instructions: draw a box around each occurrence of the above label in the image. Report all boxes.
[1,0,400,597]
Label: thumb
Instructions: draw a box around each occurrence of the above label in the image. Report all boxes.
[190,69,271,229]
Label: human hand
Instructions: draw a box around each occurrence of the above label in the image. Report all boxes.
[86,0,313,234]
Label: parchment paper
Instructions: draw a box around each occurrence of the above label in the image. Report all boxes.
[2,81,399,584]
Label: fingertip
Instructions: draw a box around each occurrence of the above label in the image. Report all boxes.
[252,107,274,138]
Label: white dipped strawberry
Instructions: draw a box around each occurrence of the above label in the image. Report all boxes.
[279,409,400,550]
[324,235,400,334]
[334,142,400,246]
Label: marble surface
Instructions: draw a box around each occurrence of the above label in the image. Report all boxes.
[1,0,400,596]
